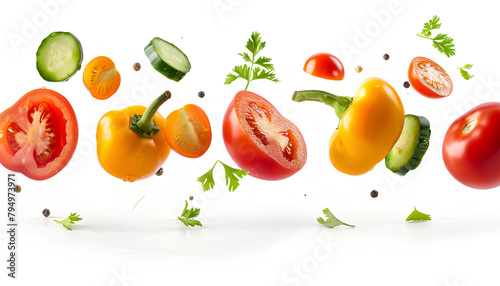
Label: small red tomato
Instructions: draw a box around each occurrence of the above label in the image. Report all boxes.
[408,56,453,99]
[442,102,500,189]
[0,88,78,180]
[164,104,212,158]
[303,53,344,80]
[223,91,307,180]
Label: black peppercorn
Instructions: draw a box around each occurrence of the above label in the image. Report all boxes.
[370,190,379,198]
[42,208,50,217]
[403,81,410,88]
[198,91,205,98]
[383,54,390,60]
[155,167,163,176]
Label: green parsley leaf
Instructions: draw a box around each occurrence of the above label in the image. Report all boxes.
[416,15,455,57]
[225,31,279,90]
[178,200,202,227]
[406,207,431,221]
[418,15,441,37]
[458,64,474,80]
[317,208,355,228]
[197,160,249,192]
[53,212,82,231]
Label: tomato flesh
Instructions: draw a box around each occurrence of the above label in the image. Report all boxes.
[223,91,307,180]
[83,56,121,100]
[0,88,78,180]
[409,57,452,98]
[442,102,500,189]
[303,53,344,81]
[165,104,211,158]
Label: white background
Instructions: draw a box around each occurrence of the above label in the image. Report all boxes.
[1,0,500,285]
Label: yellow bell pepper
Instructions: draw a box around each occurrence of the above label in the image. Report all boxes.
[96,91,172,182]
[292,78,405,175]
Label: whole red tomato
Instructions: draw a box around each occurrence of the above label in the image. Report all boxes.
[223,91,307,180]
[408,56,453,99]
[0,88,78,180]
[442,102,500,189]
[303,53,344,80]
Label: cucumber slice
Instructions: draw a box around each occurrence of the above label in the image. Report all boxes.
[144,37,191,82]
[385,115,431,176]
[36,32,83,82]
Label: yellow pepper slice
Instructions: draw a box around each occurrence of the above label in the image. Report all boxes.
[292,78,405,175]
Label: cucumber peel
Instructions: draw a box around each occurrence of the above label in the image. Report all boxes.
[144,37,191,82]
[385,115,431,176]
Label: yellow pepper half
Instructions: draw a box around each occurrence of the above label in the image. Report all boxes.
[96,91,172,182]
[292,78,405,175]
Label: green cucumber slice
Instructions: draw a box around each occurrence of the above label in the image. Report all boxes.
[144,37,191,82]
[385,115,431,176]
[36,32,83,82]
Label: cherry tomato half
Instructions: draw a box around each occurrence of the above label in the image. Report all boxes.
[303,53,344,81]
[0,88,78,180]
[442,102,500,189]
[165,104,211,158]
[223,91,307,180]
[408,56,452,99]
[83,56,121,100]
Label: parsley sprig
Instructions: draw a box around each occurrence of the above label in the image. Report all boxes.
[458,64,474,80]
[53,212,82,231]
[406,207,431,221]
[317,208,355,229]
[417,15,455,58]
[197,160,249,192]
[225,31,279,90]
[178,200,202,227]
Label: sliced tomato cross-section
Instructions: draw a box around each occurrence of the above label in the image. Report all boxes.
[0,88,78,180]
[408,56,453,98]
[223,91,307,180]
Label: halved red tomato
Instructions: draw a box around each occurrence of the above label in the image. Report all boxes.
[0,88,78,180]
[83,56,121,100]
[223,91,307,180]
[303,53,344,81]
[165,104,211,158]
[443,102,500,189]
[408,56,453,98]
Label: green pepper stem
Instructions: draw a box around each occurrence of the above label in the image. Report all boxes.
[291,90,353,121]
[135,90,171,133]
[130,91,171,138]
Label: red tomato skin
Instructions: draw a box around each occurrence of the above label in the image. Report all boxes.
[303,53,344,81]
[0,88,78,180]
[222,91,307,181]
[408,57,453,99]
[442,102,500,189]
